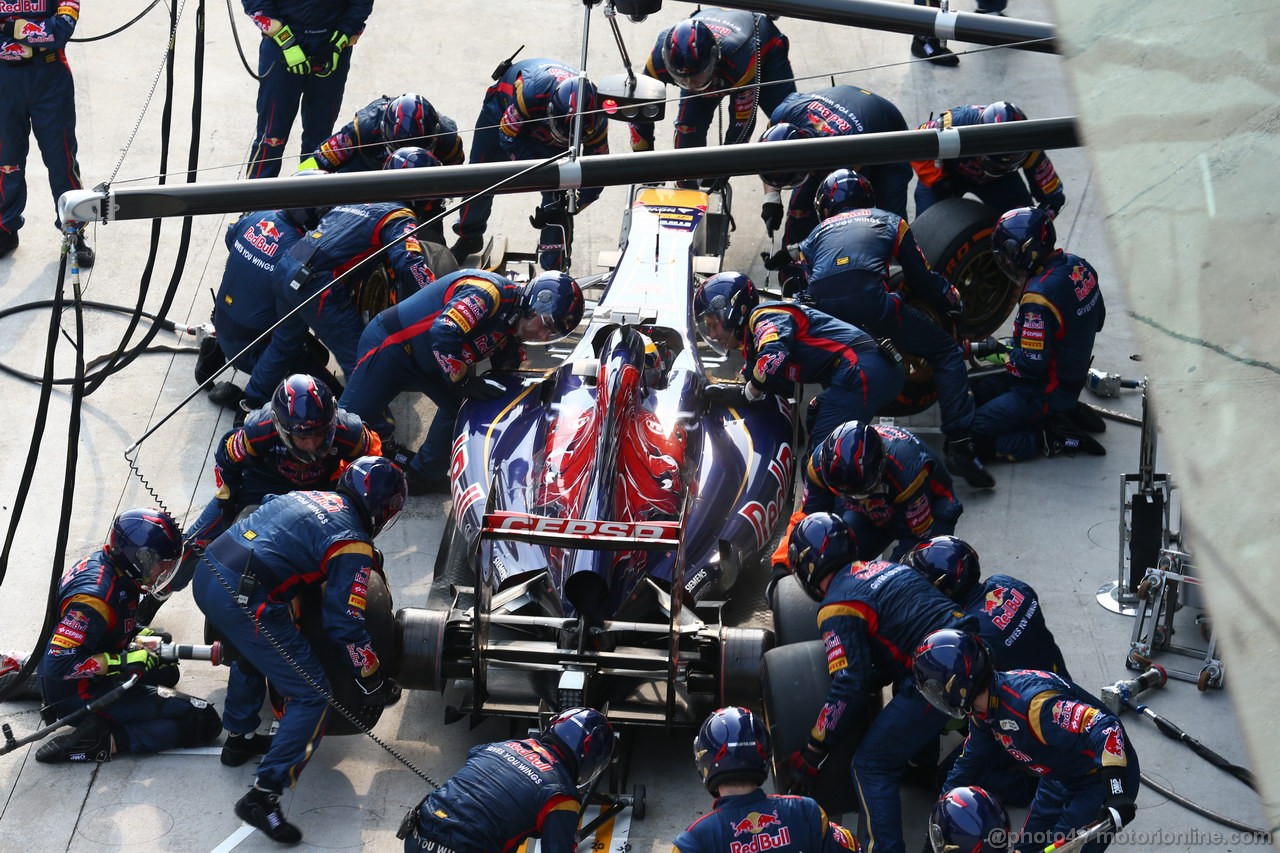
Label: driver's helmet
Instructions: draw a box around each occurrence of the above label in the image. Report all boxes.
[903,536,983,600]
[991,206,1056,283]
[694,707,771,795]
[814,168,877,220]
[547,78,602,146]
[693,272,758,354]
[379,94,439,158]
[977,101,1029,176]
[519,272,585,344]
[912,629,993,719]
[808,421,887,499]
[928,786,1011,853]
[787,512,856,602]
[542,707,616,789]
[336,456,408,537]
[270,374,338,463]
[104,508,184,592]
[757,123,814,188]
[661,19,721,92]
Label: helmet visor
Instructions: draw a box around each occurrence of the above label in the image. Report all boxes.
[927,819,946,852]
[981,151,1027,176]
[993,248,1028,284]
[695,314,729,356]
[917,677,969,719]
[671,64,716,92]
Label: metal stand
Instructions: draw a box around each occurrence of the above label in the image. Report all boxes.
[1097,383,1174,615]
[1126,549,1223,691]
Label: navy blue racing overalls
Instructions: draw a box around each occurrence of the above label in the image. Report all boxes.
[0,0,83,237]
[453,59,609,269]
[242,0,373,179]
[768,86,912,228]
[308,94,464,173]
[38,551,221,753]
[168,404,379,596]
[338,269,524,477]
[253,202,437,405]
[632,9,795,151]
[971,250,1105,460]
[912,104,1066,218]
[807,560,976,853]
[193,490,384,795]
[802,424,962,561]
[944,670,1140,853]
[403,737,582,853]
[799,208,975,439]
[674,788,858,852]
[937,575,1072,807]
[214,209,332,381]
[740,301,904,451]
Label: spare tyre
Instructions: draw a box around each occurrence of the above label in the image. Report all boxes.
[912,198,1014,340]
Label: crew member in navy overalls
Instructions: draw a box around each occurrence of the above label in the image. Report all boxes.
[450,58,609,270]
[0,0,92,263]
[632,9,795,154]
[36,508,221,763]
[782,513,977,853]
[194,457,406,844]
[916,630,1140,853]
[401,708,615,853]
[242,0,373,178]
[304,93,464,173]
[338,269,584,494]
[675,706,858,852]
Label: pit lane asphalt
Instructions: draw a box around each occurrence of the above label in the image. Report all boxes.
[0,2,1266,851]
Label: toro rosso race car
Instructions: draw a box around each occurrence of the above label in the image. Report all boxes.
[395,187,798,726]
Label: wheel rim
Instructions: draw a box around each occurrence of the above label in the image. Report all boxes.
[954,250,1018,340]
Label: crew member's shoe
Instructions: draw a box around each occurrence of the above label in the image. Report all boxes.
[944,436,997,488]
[221,731,273,767]
[449,235,484,266]
[1066,400,1108,434]
[911,35,960,66]
[1042,416,1107,457]
[73,233,95,269]
[235,785,302,844]
[35,715,113,763]
[0,229,17,259]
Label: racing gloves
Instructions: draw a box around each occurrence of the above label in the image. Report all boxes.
[356,675,400,708]
[460,377,506,402]
[102,648,160,679]
[315,31,353,78]
[1099,770,1136,830]
[761,192,784,236]
[705,383,765,408]
[268,23,310,75]
[784,743,827,796]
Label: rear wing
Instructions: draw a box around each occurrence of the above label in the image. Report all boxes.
[482,511,680,551]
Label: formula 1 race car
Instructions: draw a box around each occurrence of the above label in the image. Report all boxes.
[395,186,798,727]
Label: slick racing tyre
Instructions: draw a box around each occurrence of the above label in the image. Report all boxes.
[295,568,399,735]
[912,198,1014,341]
[768,574,821,647]
[762,641,871,815]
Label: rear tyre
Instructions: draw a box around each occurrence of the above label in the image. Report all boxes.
[719,626,774,708]
[762,641,869,815]
[768,574,821,647]
[912,198,1014,341]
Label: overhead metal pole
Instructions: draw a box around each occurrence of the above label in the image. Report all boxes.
[59,117,1079,225]
[672,0,1058,53]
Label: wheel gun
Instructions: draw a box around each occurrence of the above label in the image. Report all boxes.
[1086,368,1142,399]
[1101,665,1167,714]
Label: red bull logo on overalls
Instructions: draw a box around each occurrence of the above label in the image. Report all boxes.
[730,810,791,852]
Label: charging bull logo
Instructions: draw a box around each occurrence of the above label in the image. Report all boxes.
[69,657,103,679]
[982,585,1025,630]
[730,811,790,852]
[1,43,30,57]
